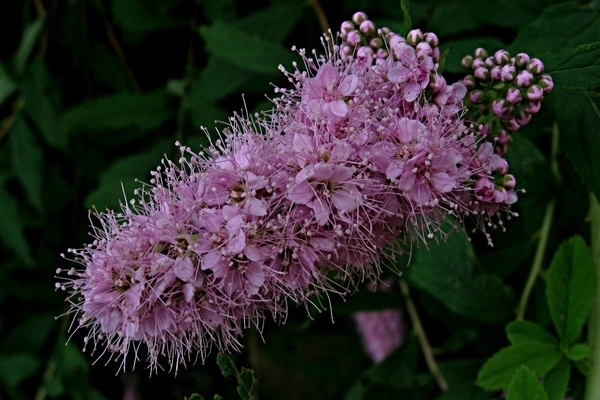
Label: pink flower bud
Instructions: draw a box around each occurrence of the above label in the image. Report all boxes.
[503,174,516,189]
[352,11,368,25]
[490,65,502,80]
[416,42,433,58]
[472,58,485,69]
[340,44,353,57]
[424,32,439,47]
[347,30,362,46]
[494,187,508,203]
[506,87,522,104]
[527,58,544,74]
[526,85,544,101]
[430,74,446,92]
[514,53,530,67]
[492,99,509,119]
[506,119,520,132]
[376,48,388,59]
[485,57,495,68]
[388,34,405,49]
[500,65,517,82]
[461,55,474,69]
[474,67,489,81]
[406,29,423,45]
[516,70,534,87]
[356,46,374,68]
[370,37,383,49]
[462,74,476,89]
[525,101,541,114]
[494,50,511,65]
[475,47,488,59]
[469,89,484,104]
[516,111,532,126]
[341,21,354,35]
[360,20,376,36]
[539,74,554,93]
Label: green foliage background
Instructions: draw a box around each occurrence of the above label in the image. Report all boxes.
[0,0,599,399]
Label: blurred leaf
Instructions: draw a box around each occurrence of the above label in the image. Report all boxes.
[88,44,131,91]
[236,1,306,41]
[188,58,251,106]
[199,20,297,75]
[556,90,600,200]
[3,313,55,354]
[111,0,186,33]
[546,235,595,345]
[0,353,41,389]
[0,62,17,105]
[476,342,562,390]
[437,359,488,400]
[566,343,593,361]
[505,321,558,346]
[14,18,44,75]
[542,356,570,400]
[84,140,169,209]
[202,0,236,22]
[216,353,237,378]
[441,37,505,74]
[0,181,34,266]
[397,0,412,36]
[545,42,600,91]
[20,59,68,150]
[407,230,516,323]
[62,90,174,135]
[508,2,600,55]
[237,367,256,400]
[428,0,544,37]
[185,394,205,400]
[9,116,44,211]
[506,365,548,400]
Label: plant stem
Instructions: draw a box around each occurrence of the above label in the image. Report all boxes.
[585,193,600,400]
[399,279,448,392]
[515,198,555,321]
[308,0,330,34]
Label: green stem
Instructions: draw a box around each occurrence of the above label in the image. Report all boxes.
[399,280,448,392]
[585,193,600,400]
[515,198,555,321]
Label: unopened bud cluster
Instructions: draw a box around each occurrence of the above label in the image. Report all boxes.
[461,48,554,155]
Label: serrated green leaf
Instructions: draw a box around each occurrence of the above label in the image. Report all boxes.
[545,42,600,90]
[0,353,41,388]
[566,343,593,361]
[476,342,562,390]
[237,367,256,400]
[0,183,34,266]
[62,90,174,135]
[14,18,45,75]
[546,235,596,345]
[9,116,44,211]
[542,356,570,400]
[556,90,600,200]
[506,365,548,400]
[0,62,17,105]
[185,394,205,400]
[199,20,297,75]
[407,230,516,323]
[216,353,237,378]
[506,321,558,346]
[84,141,168,210]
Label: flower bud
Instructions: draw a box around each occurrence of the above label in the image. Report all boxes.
[474,67,489,81]
[492,99,511,119]
[474,47,488,59]
[469,89,484,104]
[494,50,511,65]
[359,20,376,36]
[424,32,439,47]
[525,101,541,114]
[516,70,534,87]
[347,30,362,47]
[462,74,476,89]
[516,111,532,126]
[526,85,544,101]
[376,48,388,59]
[500,65,517,82]
[506,87,522,104]
[461,55,474,69]
[369,37,383,50]
[430,74,446,92]
[503,174,516,189]
[341,21,354,35]
[490,65,502,80]
[352,11,368,25]
[527,58,544,74]
[406,29,423,45]
[472,58,485,69]
[538,74,554,93]
[506,119,520,132]
[485,57,495,68]
[514,53,530,67]
[416,42,433,58]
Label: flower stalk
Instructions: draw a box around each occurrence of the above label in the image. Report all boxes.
[585,193,600,400]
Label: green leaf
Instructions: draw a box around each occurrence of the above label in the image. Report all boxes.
[213,395,224,400]
[84,141,169,210]
[235,2,306,42]
[216,353,237,378]
[476,342,562,390]
[506,321,558,345]
[546,235,596,345]
[62,90,174,135]
[14,18,45,75]
[542,356,570,400]
[506,365,548,400]
[199,20,297,75]
[566,343,593,361]
[185,394,205,400]
[440,37,506,74]
[237,367,256,400]
[545,42,600,90]
[0,353,41,388]
[111,0,186,33]
[188,58,251,106]
[0,182,34,266]
[0,62,17,105]
[407,230,516,323]
[556,90,600,200]
[9,116,44,211]
[398,0,412,36]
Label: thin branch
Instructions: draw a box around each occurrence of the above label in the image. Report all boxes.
[308,0,330,34]
[399,279,448,392]
[0,97,26,143]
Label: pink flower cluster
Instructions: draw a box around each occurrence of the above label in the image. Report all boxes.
[56,12,551,372]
